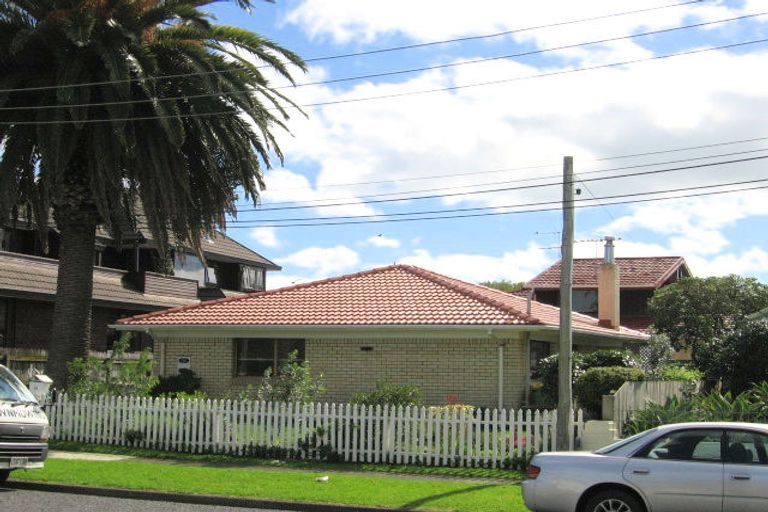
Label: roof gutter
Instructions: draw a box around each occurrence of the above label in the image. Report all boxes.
[110,322,647,341]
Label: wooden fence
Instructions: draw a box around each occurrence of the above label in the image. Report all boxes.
[612,380,700,435]
[46,395,584,467]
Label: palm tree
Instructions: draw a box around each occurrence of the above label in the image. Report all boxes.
[0,0,305,386]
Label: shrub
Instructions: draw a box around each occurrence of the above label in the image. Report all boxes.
[254,351,324,403]
[428,404,475,418]
[351,382,423,407]
[534,350,640,406]
[151,369,202,397]
[659,365,703,382]
[67,333,157,396]
[695,319,768,394]
[574,366,645,418]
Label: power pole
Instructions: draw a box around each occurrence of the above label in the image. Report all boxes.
[557,156,574,451]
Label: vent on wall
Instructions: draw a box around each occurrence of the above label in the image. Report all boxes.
[360,346,373,352]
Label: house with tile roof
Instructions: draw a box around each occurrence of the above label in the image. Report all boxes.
[115,264,647,409]
[0,218,280,354]
[526,240,691,333]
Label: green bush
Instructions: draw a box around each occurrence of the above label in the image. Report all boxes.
[151,369,202,398]
[352,382,423,407]
[534,349,641,406]
[255,351,325,403]
[67,333,157,397]
[574,366,645,418]
[659,365,703,382]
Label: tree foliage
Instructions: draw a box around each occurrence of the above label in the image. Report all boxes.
[574,366,645,418]
[649,275,768,359]
[479,280,526,293]
[0,0,305,383]
[695,319,768,394]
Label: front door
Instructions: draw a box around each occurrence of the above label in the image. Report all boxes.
[723,429,768,512]
[623,428,724,512]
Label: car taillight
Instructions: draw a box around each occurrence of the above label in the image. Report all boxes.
[526,464,541,480]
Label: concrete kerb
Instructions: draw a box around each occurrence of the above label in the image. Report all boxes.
[6,481,404,512]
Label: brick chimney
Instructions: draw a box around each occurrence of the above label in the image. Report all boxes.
[597,236,620,329]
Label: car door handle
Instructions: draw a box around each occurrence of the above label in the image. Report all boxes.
[632,469,650,475]
[731,475,751,481]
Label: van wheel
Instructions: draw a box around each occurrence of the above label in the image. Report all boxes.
[0,470,10,485]
[584,489,645,512]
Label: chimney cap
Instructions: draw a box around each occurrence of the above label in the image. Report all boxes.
[604,236,616,263]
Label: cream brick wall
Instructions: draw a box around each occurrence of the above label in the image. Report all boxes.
[307,337,527,409]
[155,334,528,408]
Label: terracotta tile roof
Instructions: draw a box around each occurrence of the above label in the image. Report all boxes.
[118,264,646,338]
[526,257,690,290]
[0,251,198,310]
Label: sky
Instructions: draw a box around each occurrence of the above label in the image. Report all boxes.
[208,0,768,289]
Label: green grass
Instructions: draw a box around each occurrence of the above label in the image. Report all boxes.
[12,459,528,512]
[49,440,525,481]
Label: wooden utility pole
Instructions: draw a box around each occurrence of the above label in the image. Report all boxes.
[557,156,574,451]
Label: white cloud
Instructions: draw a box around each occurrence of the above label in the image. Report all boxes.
[275,245,360,276]
[250,227,281,248]
[398,243,552,283]
[364,235,401,248]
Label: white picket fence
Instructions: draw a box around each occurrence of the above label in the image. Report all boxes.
[46,394,584,467]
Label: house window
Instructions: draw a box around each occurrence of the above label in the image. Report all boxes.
[572,290,598,315]
[530,340,551,372]
[240,265,265,292]
[234,338,305,377]
[174,253,217,286]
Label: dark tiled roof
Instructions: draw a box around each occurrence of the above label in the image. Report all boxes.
[0,251,198,310]
[119,264,647,339]
[526,257,690,290]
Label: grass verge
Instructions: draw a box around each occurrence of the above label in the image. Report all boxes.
[12,459,528,512]
[49,440,525,481]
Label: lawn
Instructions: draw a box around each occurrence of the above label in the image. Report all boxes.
[12,459,529,512]
[49,440,526,481]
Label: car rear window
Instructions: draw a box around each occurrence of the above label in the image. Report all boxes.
[595,429,656,454]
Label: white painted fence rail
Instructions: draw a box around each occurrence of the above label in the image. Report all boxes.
[46,395,584,466]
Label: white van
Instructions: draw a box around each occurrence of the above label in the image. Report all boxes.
[0,364,50,484]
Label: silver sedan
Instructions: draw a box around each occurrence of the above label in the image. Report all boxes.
[522,422,768,512]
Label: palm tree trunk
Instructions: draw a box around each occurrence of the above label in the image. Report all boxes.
[47,158,101,389]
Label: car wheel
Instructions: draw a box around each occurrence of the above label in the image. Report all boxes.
[584,489,645,512]
[0,470,10,485]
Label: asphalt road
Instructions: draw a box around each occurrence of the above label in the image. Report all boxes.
[0,487,290,512]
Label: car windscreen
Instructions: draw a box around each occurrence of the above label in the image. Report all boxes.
[594,428,657,454]
[0,366,37,403]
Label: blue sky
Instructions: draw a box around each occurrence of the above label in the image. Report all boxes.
[209,0,768,288]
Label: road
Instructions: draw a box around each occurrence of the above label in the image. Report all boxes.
[0,487,290,512]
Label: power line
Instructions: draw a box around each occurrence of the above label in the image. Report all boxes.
[4,36,767,125]
[5,11,762,112]
[264,136,768,192]
[233,154,768,212]
[0,0,707,95]
[254,146,768,205]
[222,182,768,228]
[227,177,768,224]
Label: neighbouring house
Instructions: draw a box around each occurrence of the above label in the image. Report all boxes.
[115,264,647,408]
[0,218,280,354]
[525,237,692,362]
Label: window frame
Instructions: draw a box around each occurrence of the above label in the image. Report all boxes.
[726,429,768,465]
[234,338,305,377]
[634,428,725,464]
